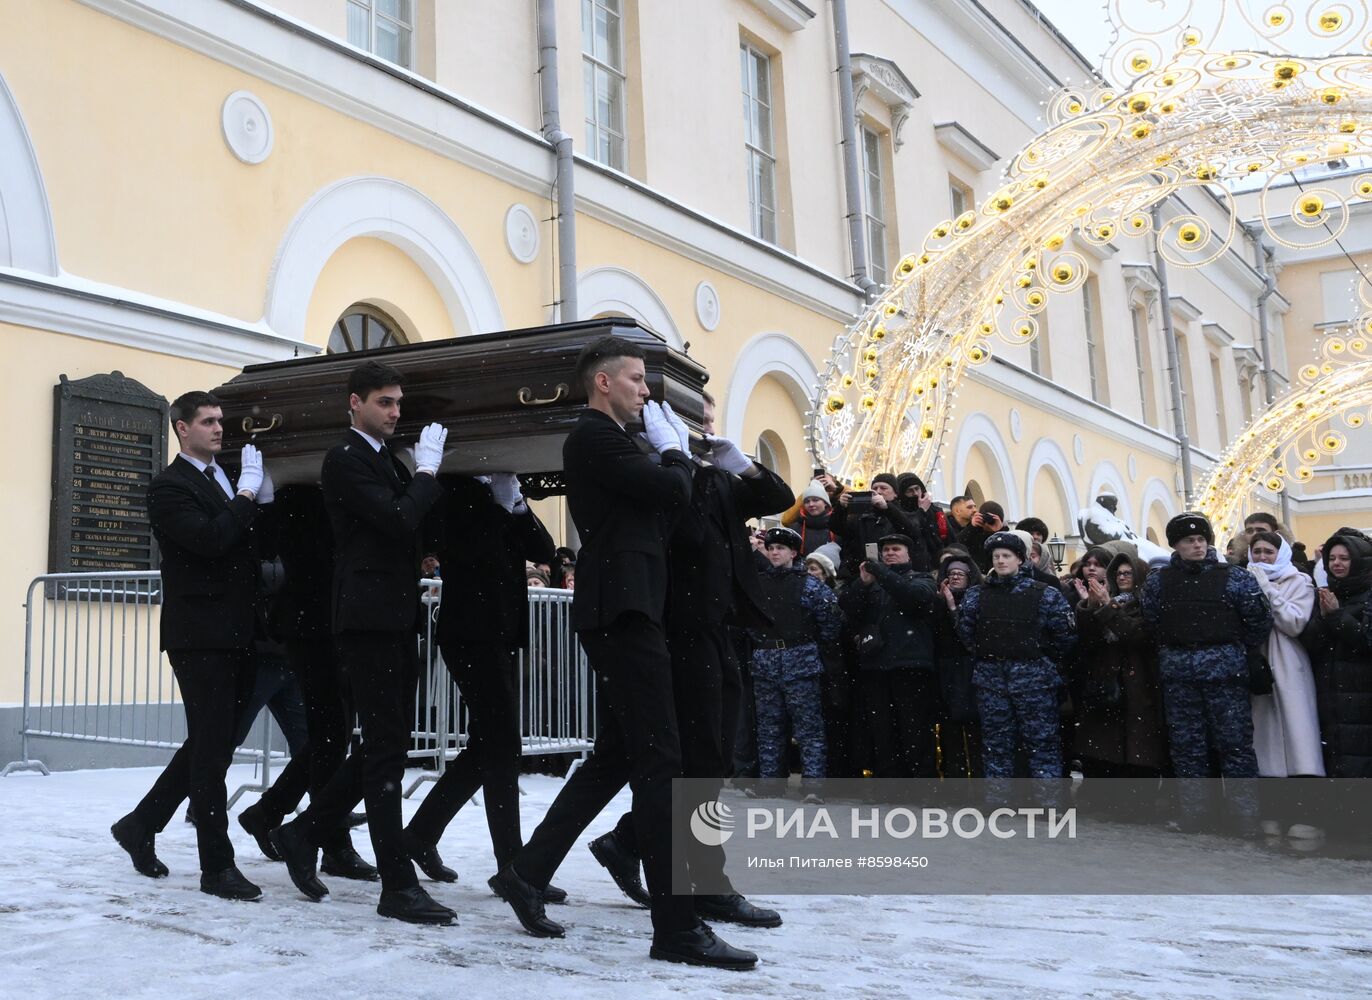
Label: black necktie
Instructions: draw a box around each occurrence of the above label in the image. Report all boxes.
[203,465,231,500]
[377,445,403,488]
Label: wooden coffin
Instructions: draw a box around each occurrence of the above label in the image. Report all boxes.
[212,318,708,488]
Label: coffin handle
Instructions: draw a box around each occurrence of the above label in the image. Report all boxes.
[518,383,569,406]
[241,414,283,434]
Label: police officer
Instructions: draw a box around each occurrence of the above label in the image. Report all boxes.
[956,532,1077,781]
[1140,512,1272,833]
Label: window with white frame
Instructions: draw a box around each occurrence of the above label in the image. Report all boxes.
[1130,305,1155,424]
[949,177,972,219]
[1083,277,1109,404]
[1029,307,1051,377]
[582,0,627,170]
[347,0,413,68]
[862,126,888,285]
[740,43,777,243]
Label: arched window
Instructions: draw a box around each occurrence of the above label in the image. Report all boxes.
[328,305,406,354]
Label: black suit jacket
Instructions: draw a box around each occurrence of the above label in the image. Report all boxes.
[666,463,794,633]
[563,408,694,632]
[321,429,443,634]
[429,476,556,647]
[149,454,261,652]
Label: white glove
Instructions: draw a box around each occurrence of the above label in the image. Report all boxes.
[256,467,275,505]
[414,422,447,475]
[486,472,523,512]
[640,400,678,454]
[704,434,754,476]
[236,444,264,497]
[661,401,691,455]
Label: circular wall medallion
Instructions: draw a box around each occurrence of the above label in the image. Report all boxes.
[1128,454,1138,482]
[1008,408,1023,442]
[504,204,540,263]
[1073,434,1085,464]
[695,281,721,331]
[221,91,274,165]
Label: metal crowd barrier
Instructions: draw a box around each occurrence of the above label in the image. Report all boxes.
[3,572,596,798]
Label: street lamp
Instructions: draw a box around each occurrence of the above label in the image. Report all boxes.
[1047,534,1066,572]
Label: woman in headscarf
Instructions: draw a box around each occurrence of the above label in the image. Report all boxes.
[1246,531,1323,778]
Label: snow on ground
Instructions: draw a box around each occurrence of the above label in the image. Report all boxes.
[2,764,1371,999]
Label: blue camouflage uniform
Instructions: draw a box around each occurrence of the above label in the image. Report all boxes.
[956,565,1077,780]
[749,563,844,781]
[1140,548,1272,824]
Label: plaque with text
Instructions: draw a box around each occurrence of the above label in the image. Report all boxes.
[50,372,168,582]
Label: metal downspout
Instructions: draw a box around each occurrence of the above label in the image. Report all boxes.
[831,0,879,301]
[1152,205,1195,507]
[538,0,578,321]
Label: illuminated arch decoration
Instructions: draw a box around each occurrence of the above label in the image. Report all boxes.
[1199,334,1372,537]
[808,12,1372,499]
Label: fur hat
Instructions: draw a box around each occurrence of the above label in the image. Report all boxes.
[799,481,830,506]
[984,531,1026,561]
[764,526,802,551]
[1166,512,1214,547]
[1015,516,1049,540]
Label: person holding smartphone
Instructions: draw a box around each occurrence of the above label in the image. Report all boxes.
[957,499,1006,573]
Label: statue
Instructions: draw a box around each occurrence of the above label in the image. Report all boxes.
[1077,494,1172,565]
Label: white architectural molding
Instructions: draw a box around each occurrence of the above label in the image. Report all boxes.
[0,70,58,276]
[266,175,503,341]
[722,332,818,445]
[577,266,682,348]
[0,267,312,367]
[952,412,1020,518]
[1170,296,1203,323]
[743,0,815,32]
[1087,461,1134,526]
[934,122,999,172]
[1203,321,1234,347]
[1024,436,1080,522]
[220,89,274,164]
[852,54,918,149]
[1139,476,1181,525]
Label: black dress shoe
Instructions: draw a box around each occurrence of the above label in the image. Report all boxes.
[268,821,328,902]
[588,831,650,908]
[695,893,782,928]
[541,883,568,904]
[238,803,282,862]
[377,885,456,925]
[404,832,458,883]
[321,846,381,881]
[111,814,168,879]
[650,921,758,970]
[488,866,565,938]
[200,866,262,901]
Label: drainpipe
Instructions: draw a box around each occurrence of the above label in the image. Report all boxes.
[1152,204,1195,508]
[831,0,879,301]
[537,0,577,321]
[1244,226,1292,524]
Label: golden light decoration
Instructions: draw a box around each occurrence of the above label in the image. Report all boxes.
[807,13,1372,500]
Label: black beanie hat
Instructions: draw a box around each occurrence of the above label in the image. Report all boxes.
[895,472,926,495]
[1166,512,1214,547]
[872,473,899,492]
[984,531,1026,560]
[878,533,914,551]
[978,500,1005,521]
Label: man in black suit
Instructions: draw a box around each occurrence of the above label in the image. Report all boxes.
[488,336,756,970]
[589,389,792,927]
[270,360,455,925]
[111,391,272,901]
[401,471,557,886]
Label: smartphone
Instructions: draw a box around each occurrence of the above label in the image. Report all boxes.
[813,467,826,480]
[865,542,880,561]
[848,490,873,513]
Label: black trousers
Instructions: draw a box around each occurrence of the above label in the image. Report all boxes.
[295,630,418,890]
[856,669,939,778]
[278,638,354,852]
[237,645,312,826]
[406,641,523,869]
[133,650,254,873]
[515,613,694,935]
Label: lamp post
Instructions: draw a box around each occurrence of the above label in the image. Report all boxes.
[1047,534,1066,572]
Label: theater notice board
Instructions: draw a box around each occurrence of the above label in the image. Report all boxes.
[50,372,168,578]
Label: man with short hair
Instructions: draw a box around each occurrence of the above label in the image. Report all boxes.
[1243,511,1281,543]
[948,495,977,529]
[112,391,272,901]
[271,360,454,924]
[490,336,756,969]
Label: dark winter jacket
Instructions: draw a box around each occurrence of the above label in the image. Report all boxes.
[1071,552,1167,769]
[797,513,837,558]
[1303,529,1372,777]
[838,560,937,671]
[830,500,940,576]
[1139,547,1272,684]
[956,564,1077,694]
[932,559,982,721]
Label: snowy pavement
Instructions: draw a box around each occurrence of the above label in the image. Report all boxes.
[2,764,1371,999]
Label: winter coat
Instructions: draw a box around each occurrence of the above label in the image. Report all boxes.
[830,501,940,576]
[1071,552,1167,769]
[837,560,937,671]
[931,559,982,722]
[1247,554,1324,777]
[1139,548,1273,684]
[1302,530,1372,777]
[749,562,844,682]
[956,564,1078,695]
